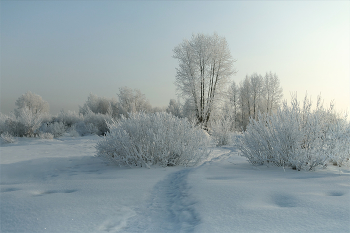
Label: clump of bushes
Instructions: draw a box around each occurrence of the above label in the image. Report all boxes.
[96,112,210,167]
[239,95,350,171]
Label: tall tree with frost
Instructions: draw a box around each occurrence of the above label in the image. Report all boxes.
[173,33,236,128]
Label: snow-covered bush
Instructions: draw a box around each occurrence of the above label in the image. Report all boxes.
[210,118,236,146]
[39,132,54,139]
[0,132,17,144]
[10,107,43,137]
[166,99,182,118]
[55,110,84,127]
[40,121,66,138]
[239,95,350,171]
[73,121,98,136]
[0,113,12,135]
[83,111,113,135]
[96,112,210,167]
[117,87,152,117]
[79,94,118,117]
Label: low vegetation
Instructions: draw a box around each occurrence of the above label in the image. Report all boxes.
[96,112,210,167]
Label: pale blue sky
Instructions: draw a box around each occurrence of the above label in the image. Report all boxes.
[1,1,349,114]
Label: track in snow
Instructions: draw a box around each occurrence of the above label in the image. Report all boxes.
[124,169,200,233]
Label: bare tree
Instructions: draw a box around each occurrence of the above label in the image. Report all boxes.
[173,33,236,128]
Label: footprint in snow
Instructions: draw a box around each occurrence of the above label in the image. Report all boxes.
[327,191,346,196]
[124,169,200,233]
[31,189,77,196]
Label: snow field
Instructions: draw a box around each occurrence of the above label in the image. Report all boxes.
[189,147,350,233]
[1,136,349,232]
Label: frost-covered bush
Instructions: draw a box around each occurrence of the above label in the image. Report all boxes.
[79,94,118,117]
[0,113,12,135]
[39,132,54,139]
[11,107,43,137]
[55,110,84,127]
[0,132,17,144]
[96,112,210,167]
[210,118,236,146]
[1,108,43,137]
[166,99,182,118]
[117,87,152,117]
[83,111,113,135]
[239,95,350,171]
[40,121,66,138]
[73,121,99,136]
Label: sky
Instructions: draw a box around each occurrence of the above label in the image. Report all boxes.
[1,1,349,114]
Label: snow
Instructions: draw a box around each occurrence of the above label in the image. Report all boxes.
[1,136,349,232]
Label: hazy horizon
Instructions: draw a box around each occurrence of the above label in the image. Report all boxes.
[1,1,349,114]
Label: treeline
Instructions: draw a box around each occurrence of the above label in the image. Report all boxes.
[0,72,283,141]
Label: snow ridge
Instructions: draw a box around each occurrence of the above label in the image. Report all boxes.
[125,169,200,233]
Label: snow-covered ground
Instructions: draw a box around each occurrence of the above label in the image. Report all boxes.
[1,136,349,233]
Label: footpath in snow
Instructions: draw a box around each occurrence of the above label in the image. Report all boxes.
[1,136,349,232]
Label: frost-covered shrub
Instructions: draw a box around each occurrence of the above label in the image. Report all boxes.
[239,95,350,171]
[210,118,236,146]
[55,110,83,127]
[117,87,152,117]
[166,99,182,118]
[12,107,42,137]
[96,112,210,167]
[40,121,66,138]
[1,109,42,137]
[39,132,54,139]
[83,111,113,135]
[0,132,17,144]
[73,121,98,136]
[79,94,118,116]
[0,113,12,135]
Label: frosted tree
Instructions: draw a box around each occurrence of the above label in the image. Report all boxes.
[79,93,116,116]
[263,72,283,115]
[15,91,49,116]
[225,80,239,130]
[238,76,252,129]
[166,99,182,118]
[173,33,236,128]
[249,73,264,120]
[235,72,283,130]
[117,87,152,117]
